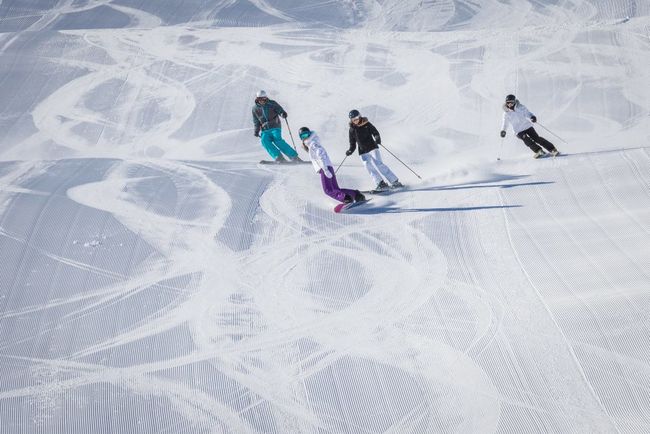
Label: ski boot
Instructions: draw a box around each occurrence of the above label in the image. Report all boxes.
[375,180,389,191]
[273,155,288,164]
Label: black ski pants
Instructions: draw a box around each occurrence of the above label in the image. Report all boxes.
[516,127,556,153]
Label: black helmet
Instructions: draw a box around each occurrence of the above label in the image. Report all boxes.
[505,94,516,102]
[298,127,311,140]
[348,109,360,119]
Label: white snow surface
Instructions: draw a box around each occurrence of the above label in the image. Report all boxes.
[1,0,649,432]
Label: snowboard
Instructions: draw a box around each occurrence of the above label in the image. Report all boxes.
[334,199,371,213]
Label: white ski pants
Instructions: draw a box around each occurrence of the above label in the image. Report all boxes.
[360,149,398,185]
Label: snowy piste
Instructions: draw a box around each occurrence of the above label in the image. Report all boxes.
[0,1,649,433]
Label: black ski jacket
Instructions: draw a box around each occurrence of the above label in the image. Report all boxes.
[348,117,380,155]
[252,99,286,135]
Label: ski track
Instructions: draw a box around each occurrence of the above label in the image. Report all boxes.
[1,0,650,432]
[496,150,650,432]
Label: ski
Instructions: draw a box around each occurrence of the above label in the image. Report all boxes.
[258,159,310,165]
[334,199,371,213]
[361,188,390,195]
[361,185,406,195]
[535,151,564,159]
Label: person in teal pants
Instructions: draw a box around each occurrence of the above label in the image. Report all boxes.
[252,90,302,163]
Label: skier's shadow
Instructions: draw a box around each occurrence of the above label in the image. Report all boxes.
[408,175,555,193]
[350,204,522,215]
[422,181,553,192]
[350,175,550,213]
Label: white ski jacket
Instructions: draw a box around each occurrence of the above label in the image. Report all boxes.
[501,100,534,134]
[303,132,334,177]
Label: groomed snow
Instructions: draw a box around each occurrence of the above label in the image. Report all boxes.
[1,1,649,433]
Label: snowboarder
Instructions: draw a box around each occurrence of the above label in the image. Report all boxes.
[299,126,365,204]
[346,109,403,191]
[252,90,302,163]
[500,94,560,158]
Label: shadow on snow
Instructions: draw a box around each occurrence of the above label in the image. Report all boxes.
[412,181,555,192]
[348,204,522,215]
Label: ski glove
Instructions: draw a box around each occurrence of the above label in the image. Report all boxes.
[254,131,260,137]
[530,115,537,123]
[500,130,506,138]
[345,149,353,156]
[280,112,287,119]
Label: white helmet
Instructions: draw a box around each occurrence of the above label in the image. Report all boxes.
[256,90,267,98]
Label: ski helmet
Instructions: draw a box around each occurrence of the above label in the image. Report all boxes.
[505,94,516,102]
[256,90,267,98]
[298,127,311,140]
[348,109,360,119]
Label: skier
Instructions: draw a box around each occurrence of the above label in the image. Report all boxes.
[252,90,302,163]
[346,109,403,191]
[500,94,560,158]
[299,126,365,204]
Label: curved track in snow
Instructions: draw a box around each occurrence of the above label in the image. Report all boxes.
[0,0,649,432]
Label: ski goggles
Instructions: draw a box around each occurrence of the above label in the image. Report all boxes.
[299,131,310,140]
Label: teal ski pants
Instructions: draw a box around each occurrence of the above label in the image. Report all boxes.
[260,128,297,160]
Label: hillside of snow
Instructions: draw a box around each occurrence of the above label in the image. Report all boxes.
[1,1,649,433]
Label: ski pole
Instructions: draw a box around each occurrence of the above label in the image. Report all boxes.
[284,118,297,151]
[536,122,568,145]
[379,144,422,179]
[497,137,504,161]
[335,154,348,174]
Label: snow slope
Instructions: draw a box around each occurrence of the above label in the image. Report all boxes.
[1,1,649,432]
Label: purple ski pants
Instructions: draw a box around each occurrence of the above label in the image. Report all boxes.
[320,166,358,203]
